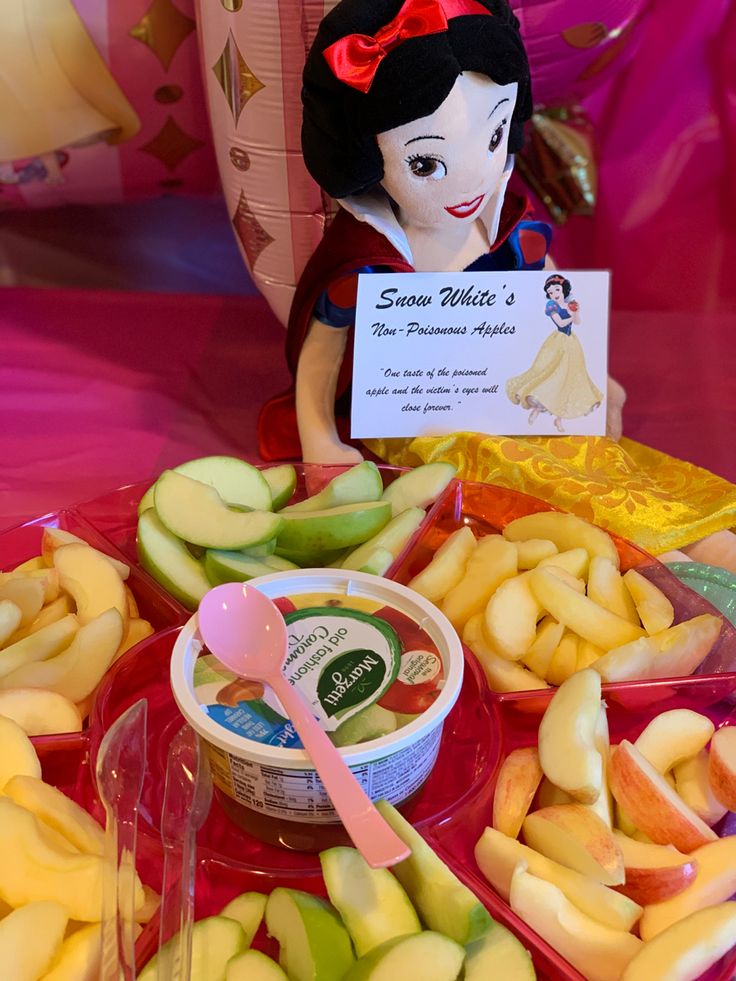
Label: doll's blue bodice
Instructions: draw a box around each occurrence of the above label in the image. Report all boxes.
[315,218,552,328]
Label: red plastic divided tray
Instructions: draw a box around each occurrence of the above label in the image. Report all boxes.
[4,465,736,981]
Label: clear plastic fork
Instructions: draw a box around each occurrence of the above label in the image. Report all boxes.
[156,723,213,981]
[96,698,148,981]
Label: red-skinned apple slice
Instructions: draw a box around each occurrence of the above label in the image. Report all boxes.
[609,741,717,853]
[634,709,715,773]
[675,749,728,826]
[622,901,736,981]
[639,835,736,940]
[522,803,625,885]
[594,614,722,683]
[492,747,543,839]
[475,827,642,932]
[611,831,697,905]
[708,725,736,811]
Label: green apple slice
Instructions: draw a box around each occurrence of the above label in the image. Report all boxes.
[171,455,272,511]
[375,799,493,945]
[137,484,156,516]
[343,931,464,981]
[274,544,348,568]
[226,949,288,981]
[154,471,283,550]
[320,846,420,956]
[265,888,354,981]
[357,548,395,577]
[262,465,297,511]
[219,891,266,947]
[381,463,456,517]
[138,915,247,981]
[330,704,398,748]
[137,509,211,610]
[464,922,536,980]
[277,501,391,553]
[204,550,280,586]
[282,462,383,513]
[341,507,425,571]
[260,554,299,571]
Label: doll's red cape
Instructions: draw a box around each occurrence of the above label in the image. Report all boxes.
[257,191,531,461]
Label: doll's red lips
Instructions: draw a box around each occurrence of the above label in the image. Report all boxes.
[445,195,485,218]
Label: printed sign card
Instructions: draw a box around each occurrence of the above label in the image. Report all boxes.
[351,270,610,438]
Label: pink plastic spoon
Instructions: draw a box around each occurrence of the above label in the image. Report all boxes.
[197,582,410,868]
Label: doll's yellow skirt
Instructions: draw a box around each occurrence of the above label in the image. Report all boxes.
[365,434,736,554]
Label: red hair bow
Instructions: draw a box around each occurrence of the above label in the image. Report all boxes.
[323,0,491,94]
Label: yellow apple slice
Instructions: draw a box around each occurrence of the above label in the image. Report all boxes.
[407,526,477,603]
[638,835,736,940]
[530,568,644,651]
[515,539,558,570]
[484,572,541,661]
[593,613,722,683]
[522,617,564,679]
[708,725,736,811]
[124,586,139,618]
[0,900,68,979]
[546,631,579,686]
[538,547,590,581]
[508,864,642,981]
[0,577,45,627]
[503,511,620,567]
[441,535,517,632]
[0,715,41,790]
[492,747,543,839]
[674,749,728,826]
[536,778,573,808]
[576,639,604,670]
[475,826,642,932]
[608,741,718,853]
[0,614,79,680]
[4,594,74,646]
[41,527,130,580]
[587,556,639,624]
[622,901,736,981]
[115,617,155,662]
[588,705,614,829]
[634,709,715,773]
[0,689,82,735]
[3,775,104,856]
[622,569,675,634]
[12,556,46,573]
[463,615,549,693]
[612,831,697,905]
[0,608,124,703]
[538,668,603,804]
[0,600,22,647]
[41,922,101,981]
[522,804,625,885]
[53,544,128,628]
[0,798,108,921]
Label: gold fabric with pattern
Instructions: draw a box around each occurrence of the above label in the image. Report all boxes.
[365,434,736,554]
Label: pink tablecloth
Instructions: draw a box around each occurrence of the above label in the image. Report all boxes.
[1,286,734,532]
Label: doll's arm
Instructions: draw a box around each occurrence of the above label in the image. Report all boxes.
[295,316,363,465]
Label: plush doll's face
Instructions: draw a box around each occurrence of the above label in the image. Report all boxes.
[376,71,517,231]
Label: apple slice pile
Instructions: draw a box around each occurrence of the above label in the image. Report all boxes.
[0,716,157,980]
[474,668,736,981]
[0,528,154,734]
[141,799,536,981]
[136,456,456,610]
[407,509,723,692]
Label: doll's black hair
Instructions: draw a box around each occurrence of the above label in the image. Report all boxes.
[302,0,532,198]
[544,274,572,298]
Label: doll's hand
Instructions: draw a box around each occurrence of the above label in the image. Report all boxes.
[605,376,626,441]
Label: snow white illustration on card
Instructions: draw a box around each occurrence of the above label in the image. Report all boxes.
[506,273,604,433]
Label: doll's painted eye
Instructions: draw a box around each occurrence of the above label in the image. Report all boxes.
[406,155,447,180]
[488,120,507,154]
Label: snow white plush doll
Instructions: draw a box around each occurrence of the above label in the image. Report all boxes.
[258,0,570,464]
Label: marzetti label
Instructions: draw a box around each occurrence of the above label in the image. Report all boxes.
[195,606,401,749]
